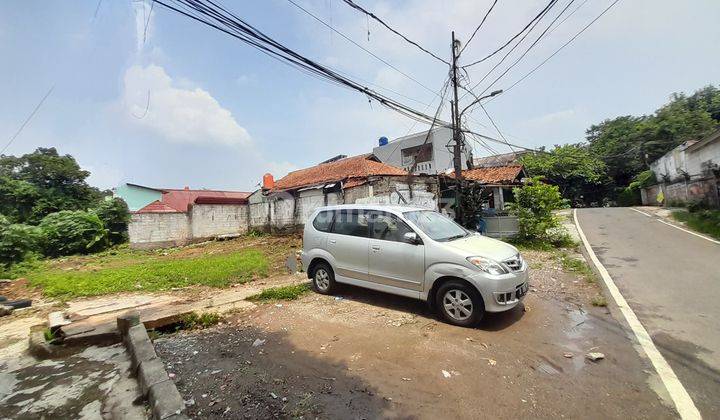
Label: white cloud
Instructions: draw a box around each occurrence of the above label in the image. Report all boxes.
[122,64,252,147]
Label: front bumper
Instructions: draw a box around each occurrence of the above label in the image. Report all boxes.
[467,267,529,312]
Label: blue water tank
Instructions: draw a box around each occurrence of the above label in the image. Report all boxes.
[378,136,389,146]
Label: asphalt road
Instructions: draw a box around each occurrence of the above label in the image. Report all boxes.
[577,207,720,418]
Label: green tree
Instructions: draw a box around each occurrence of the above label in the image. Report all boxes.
[93,197,130,245]
[0,148,105,223]
[39,210,109,257]
[520,144,607,204]
[507,178,569,244]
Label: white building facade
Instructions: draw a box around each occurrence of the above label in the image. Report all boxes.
[372,127,472,175]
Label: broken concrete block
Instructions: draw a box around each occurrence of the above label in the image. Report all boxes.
[149,379,185,420]
[117,311,141,339]
[126,324,157,372]
[138,358,170,397]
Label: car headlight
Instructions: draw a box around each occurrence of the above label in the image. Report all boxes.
[466,256,508,275]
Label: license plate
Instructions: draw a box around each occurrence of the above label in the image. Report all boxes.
[516,283,528,298]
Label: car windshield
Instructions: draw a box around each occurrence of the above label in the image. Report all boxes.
[403,210,468,242]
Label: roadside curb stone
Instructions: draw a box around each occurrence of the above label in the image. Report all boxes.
[138,358,170,396]
[148,379,186,420]
[119,313,187,419]
[126,324,158,372]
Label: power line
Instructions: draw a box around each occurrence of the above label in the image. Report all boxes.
[496,0,622,96]
[1,86,55,155]
[339,0,449,65]
[462,0,558,69]
[460,0,498,54]
[479,103,515,152]
[154,0,448,128]
[471,0,578,97]
[284,0,441,97]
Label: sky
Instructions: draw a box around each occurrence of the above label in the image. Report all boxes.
[0,0,718,192]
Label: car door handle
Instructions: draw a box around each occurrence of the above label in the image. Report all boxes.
[371,245,380,252]
[329,239,336,244]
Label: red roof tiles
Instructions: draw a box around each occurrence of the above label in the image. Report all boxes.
[448,165,524,184]
[272,154,407,191]
[136,200,181,213]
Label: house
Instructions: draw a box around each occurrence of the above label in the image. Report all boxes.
[644,128,720,207]
[127,186,251,249]
[127,155,440,249]
[113,183,163,211]
[372,127,472,174]
[251,154,440,229]
[446,165,526,211]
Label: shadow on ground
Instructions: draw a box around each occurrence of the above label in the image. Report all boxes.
[332,283,525,331]
[154,324,391,419]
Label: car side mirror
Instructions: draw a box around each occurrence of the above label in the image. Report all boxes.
[403,232,421,245]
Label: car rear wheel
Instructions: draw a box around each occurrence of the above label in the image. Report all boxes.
[436,281,484,327]
[311,262,336,295]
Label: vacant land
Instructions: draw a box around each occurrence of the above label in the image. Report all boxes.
[155,246,673,419]
[5,234,302,300]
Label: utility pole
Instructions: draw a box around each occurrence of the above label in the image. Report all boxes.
[450,31,464,225]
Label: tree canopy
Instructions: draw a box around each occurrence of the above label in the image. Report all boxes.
[0,148,105,223]
[520,144,607,204]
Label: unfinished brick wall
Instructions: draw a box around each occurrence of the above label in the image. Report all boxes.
[190,204,249,239]
[129,212,190,249]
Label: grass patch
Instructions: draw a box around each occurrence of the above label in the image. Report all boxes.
[27,249,268,299]
[181,312,222,329]
[672,210,720,239]
[591,295,608,307]
[556,252,597,283]
[247,283,310,301]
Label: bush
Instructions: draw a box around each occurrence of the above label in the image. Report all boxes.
[39,210,109,257]
[0,220,43,267]
[616,187,641,206]
[93,197,130,245]
[507,178,569,243]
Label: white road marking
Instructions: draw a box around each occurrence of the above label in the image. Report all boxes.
[573,209,702,420]
[630,207,720,245]
[630,207,652,217]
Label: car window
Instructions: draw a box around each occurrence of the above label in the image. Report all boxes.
[331,209,369,237]
[403,210,468,241]
[369,212,414,242]
[312,210,334,232]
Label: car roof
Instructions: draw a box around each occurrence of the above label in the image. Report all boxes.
[314,204,432,214]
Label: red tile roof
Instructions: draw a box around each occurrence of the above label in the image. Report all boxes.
[160,189,251,212]
[136,200,181,213]
[448,165,525,184]
[272,154,407,191]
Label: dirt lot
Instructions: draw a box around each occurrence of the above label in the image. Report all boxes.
[155,249,677,419]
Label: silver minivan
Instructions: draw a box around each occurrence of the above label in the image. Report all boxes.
[301,204,528,327]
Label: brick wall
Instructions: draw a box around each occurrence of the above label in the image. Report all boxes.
[190,203,249,239]
[129,212,190,249]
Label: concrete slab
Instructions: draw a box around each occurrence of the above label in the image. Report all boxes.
[53,274,307,347]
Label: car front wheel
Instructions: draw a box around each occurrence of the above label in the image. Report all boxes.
[436,281,484,327]
[311,262,336,295]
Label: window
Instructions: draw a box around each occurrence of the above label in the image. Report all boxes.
[312,210,334,232]
[401,143,433,166]
[369,211,414,242]
[331,209,369,237]
[403,210,468,242]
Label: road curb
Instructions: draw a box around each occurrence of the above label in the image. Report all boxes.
[117,312,189,420]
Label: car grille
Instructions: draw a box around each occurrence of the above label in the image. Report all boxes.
[503,254,523,271]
